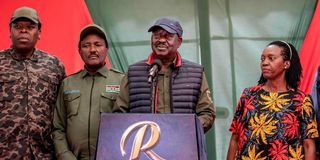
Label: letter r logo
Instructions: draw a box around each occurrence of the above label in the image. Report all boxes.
[120,121,165,160]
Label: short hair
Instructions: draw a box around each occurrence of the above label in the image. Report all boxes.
[258,41,302,91]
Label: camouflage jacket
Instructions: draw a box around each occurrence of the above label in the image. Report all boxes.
[0,48,65,160]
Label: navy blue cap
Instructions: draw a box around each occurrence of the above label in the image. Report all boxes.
[148,17,183,37]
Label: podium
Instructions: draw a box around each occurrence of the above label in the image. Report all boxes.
[96,113,207,160]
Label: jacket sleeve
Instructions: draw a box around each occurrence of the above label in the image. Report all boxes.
[52,82,77,160]
[196,72,216,133]
[113,74,130,113]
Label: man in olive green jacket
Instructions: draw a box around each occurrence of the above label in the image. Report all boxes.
[53,24,124,160]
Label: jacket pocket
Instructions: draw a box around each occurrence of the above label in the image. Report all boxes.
[38,73,60,100]
[0,73,21,109]
[100,92,118,113]
[64,93,81,118]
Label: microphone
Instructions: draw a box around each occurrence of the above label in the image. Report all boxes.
[148,59,162,83]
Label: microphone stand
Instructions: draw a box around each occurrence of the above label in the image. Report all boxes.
[150,73,159,114]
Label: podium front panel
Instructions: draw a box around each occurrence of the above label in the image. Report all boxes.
[96,113,203,160]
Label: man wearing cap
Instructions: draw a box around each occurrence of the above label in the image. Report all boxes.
[53,24,124,159]
[0,6,66,159]
[113,17,215,133]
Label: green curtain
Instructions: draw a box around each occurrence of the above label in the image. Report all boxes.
[85,0,317,159]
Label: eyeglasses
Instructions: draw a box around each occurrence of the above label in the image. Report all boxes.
[12,23,37,31]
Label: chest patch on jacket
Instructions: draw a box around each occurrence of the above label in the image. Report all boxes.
[106,85,120,93]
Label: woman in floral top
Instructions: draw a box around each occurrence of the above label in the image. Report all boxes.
[227,41,319,160]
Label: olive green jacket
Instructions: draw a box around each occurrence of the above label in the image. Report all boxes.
[53,66,124,160]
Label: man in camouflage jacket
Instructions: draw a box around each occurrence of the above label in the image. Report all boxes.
[0,7,65,159]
